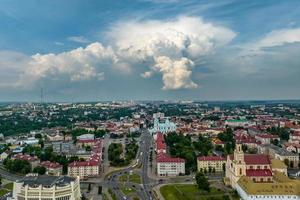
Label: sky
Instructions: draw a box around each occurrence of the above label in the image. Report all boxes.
[0,0,300,102]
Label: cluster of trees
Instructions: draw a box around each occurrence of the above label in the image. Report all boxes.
[108,140,139,167]
[125,140,138,161]
[267,127,289,141]
[3,159,31,174]
[217,128,235,154]
[33,166,46,175]
[108,143,124,166]
[165,133,196,173]
[193,135,213,156]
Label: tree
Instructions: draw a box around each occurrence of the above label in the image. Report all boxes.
[222,163,226,173]
[208,166,212,174]
[33,166,46,175]
[195,172,210,192]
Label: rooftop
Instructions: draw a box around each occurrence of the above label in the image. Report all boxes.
[18,175,75,187]
[237,172,300,196]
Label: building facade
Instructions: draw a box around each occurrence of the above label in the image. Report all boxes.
[225,144,273,188]
[157,153,185,176]
[9,175,81,200]
[197,156,226,172]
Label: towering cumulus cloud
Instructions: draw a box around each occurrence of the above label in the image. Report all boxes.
[1,16,236,90]
[108,16,236,89]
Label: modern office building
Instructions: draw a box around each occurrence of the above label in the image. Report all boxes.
[9,175,81,200]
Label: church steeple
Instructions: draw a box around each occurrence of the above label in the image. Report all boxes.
[234,143,244,163]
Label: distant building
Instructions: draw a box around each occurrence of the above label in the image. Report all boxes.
[225,119,255,128]
[76,134,95,140]
[255,133,279,145]
[149,117,176,134]
[258,144,299,169]
[9,175,81,200]
[197,156,226,172]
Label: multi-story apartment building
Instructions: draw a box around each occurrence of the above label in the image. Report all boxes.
[68,161,99,179]
[68,139,102,179]
[9,175,81,200]
[157,153,185,176]
[197,156,226,172]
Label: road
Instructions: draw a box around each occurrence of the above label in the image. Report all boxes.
[104,129,156,200]
[0,165,23,181]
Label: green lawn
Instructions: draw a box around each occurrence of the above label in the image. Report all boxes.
[160,184,233,200]
[118,173,141,184]
[0,189,9,197]
[120,186,136,195]
[119,174,128,182]
[129,174,141,184]
[3,183,13,190]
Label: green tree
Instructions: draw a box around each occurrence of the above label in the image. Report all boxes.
[33,166,46,175]
[195,172,210,192]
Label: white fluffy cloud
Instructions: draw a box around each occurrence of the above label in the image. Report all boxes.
[108,16,236,89]
[16,42,115,87]
[153,56,197,89]
[0,16,236,90]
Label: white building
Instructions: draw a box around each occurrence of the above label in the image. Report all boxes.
[157,153,185,176]
[9,175,81,200]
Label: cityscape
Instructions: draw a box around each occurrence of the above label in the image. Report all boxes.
[0,1,300,200]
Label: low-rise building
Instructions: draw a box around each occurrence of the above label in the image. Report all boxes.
[197,156,226,172]
[9,175,81,200]
[40,161,63,176]
[13,153,40,168]
[255,133,279,145]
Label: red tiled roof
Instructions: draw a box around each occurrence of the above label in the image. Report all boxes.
[244,154,270,165]
[246,169,272,177]
[256,134,279,139]
[40,161,62,169]
[156,132,166,150]
[13,153,39,162]
[197,156,225,161]
[157,153,185,163]
[68,161,99,167]
[77,139,99,143]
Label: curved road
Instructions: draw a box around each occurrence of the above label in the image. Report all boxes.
[105,130,155,200]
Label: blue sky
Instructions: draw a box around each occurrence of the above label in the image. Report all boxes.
[0,0,300,102]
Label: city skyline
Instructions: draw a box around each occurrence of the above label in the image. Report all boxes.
[1,0,300,101]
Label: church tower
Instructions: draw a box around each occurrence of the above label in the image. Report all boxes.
[233,143,246,177]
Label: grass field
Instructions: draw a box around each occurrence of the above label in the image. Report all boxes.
[120,186,136,195]
[119,173,141,184]
[129,174,141,184]
[160,184,233,200]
